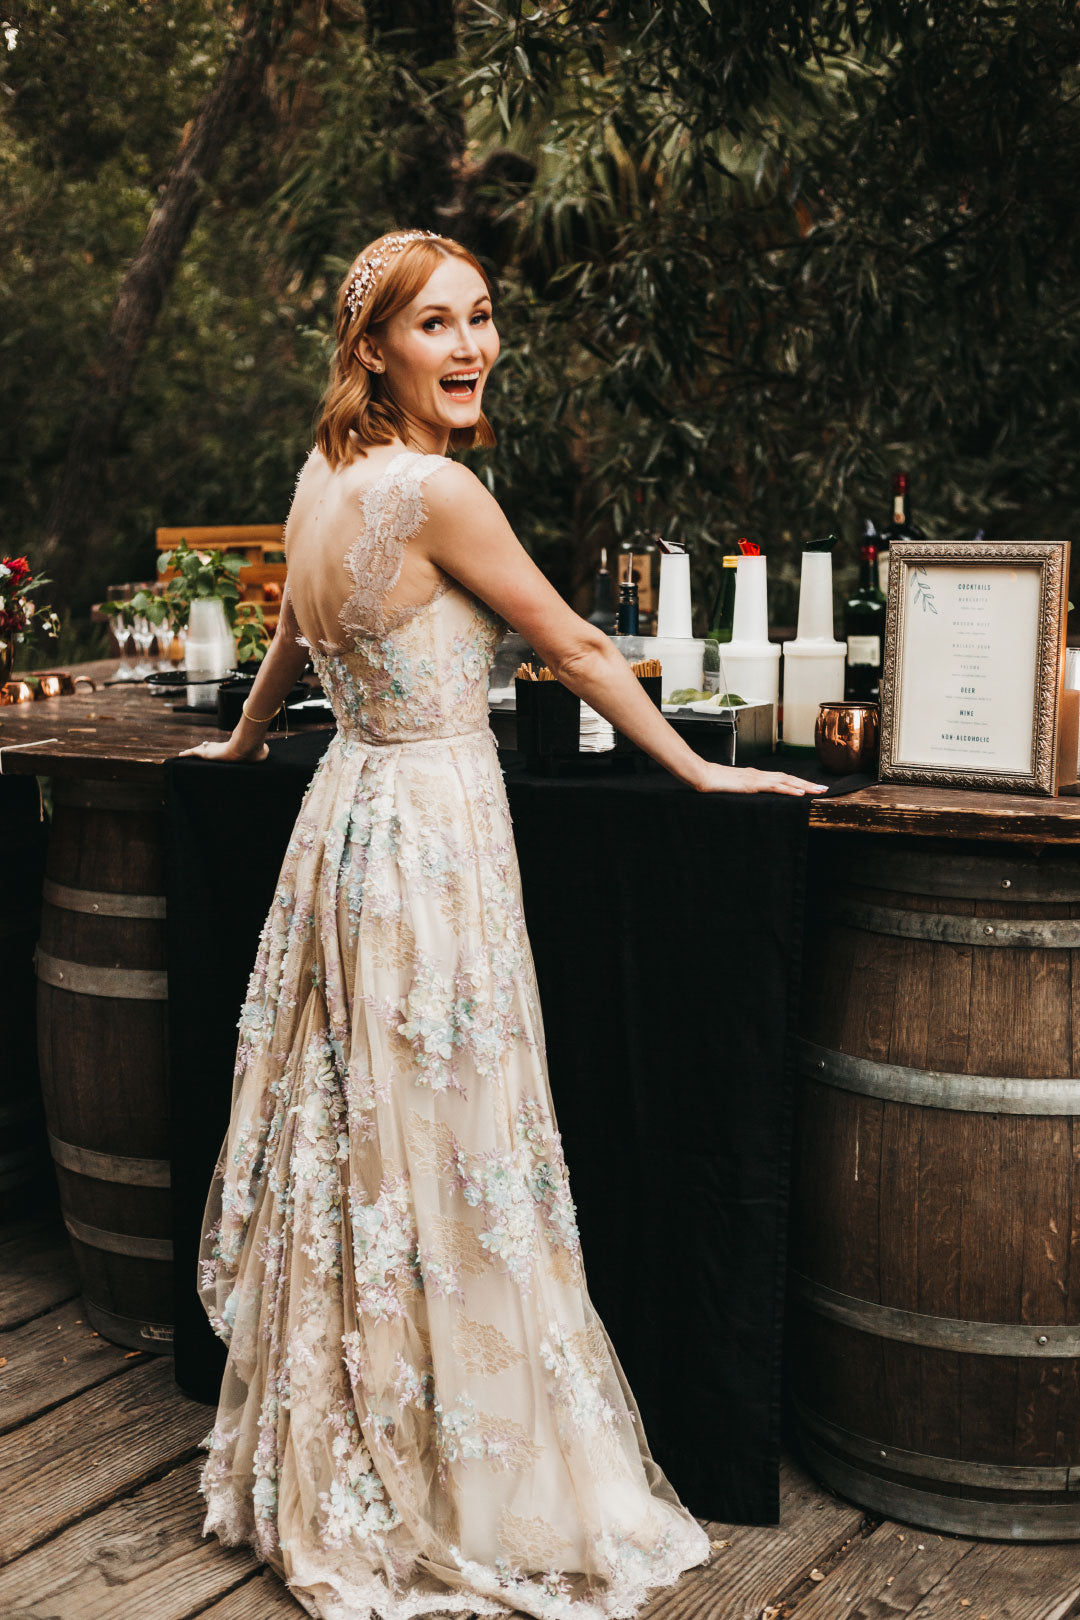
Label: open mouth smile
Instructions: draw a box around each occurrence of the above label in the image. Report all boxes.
[439,370,481,400]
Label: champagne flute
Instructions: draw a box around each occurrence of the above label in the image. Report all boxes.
[111,609,138,683]
[106,584,138,680]
[129,610,157,678]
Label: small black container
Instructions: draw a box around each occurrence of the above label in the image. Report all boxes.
[514,677,581,770]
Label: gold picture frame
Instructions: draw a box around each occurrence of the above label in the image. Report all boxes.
[879,539,1070,797]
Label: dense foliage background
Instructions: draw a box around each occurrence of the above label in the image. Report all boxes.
[3,0,1079,663]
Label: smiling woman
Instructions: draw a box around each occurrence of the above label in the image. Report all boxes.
[315,230,499,468]
[183,224,821,1620]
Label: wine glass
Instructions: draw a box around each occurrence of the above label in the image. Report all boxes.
[110,609,139,683]
[129,610,157,679]
[106,584,138,680]
[155,596,179,673]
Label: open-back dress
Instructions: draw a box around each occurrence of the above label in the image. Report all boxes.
[195,445,711,1620]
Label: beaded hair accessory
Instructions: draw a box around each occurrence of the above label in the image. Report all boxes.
[343,230,441,320]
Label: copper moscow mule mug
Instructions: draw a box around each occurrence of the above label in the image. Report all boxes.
[815,699,880,774]
[33,671,97,697]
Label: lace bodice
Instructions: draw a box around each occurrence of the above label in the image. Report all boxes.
[286,449,505,745]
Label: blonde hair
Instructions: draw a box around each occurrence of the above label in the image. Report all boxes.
[316,232,497,467]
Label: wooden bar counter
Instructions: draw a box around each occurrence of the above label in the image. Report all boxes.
[8,663,1080,1539]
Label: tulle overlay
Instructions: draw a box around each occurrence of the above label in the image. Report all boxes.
[196,451,711,1619]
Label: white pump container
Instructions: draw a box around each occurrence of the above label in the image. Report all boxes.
[719,554,780,741]
[781,550,846,746]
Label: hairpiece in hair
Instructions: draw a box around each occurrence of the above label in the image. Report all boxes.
[343,230,441,320]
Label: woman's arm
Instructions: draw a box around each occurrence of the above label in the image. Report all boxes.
[418,464,823,796]
[177,579,310,762]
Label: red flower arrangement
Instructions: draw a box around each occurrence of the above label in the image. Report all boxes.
[0,555,61,677]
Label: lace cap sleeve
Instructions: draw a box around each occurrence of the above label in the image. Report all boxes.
[339,452,450,640]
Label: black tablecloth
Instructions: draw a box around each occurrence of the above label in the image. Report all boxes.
[164,731,817,1525]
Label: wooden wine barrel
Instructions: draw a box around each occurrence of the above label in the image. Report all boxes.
[0,777,49,1216]
[791,832,1080,1541]
[35,777,174,1353]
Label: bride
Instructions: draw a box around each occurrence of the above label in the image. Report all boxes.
[180,228,822,1620]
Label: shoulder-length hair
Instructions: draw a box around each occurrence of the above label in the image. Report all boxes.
[315,232,496,468]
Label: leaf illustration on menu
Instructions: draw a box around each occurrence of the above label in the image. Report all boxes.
[910,567,937,614]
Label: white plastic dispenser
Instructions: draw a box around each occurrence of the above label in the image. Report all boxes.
[781,549,846,746]
[718,554,780,740]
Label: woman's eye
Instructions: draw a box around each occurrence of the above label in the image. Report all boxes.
[472,311,491,325]
[422,318,443,332]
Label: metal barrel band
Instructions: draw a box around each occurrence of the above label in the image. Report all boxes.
[82,1298,174,1352]
[798,1039,1080,1115]
[797,1432,1080,1541]
[791,1394,1079,1493]
[42,877,166,920]
[845,848,1080,903]
[790,1270,1080,1356]
[830,896,1080,949]
[34,947,168,1001]
[63,1213,173,1262]
[48,1131,171,1189]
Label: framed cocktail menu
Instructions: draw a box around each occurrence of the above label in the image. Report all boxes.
[879,540,1070,796]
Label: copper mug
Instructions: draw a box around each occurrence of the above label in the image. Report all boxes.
[34,671,96,697]
[815,699,880,773]
[2,678,36,703]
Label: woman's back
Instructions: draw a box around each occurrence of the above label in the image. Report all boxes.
[284,438,453,657]
[284,442,504,744]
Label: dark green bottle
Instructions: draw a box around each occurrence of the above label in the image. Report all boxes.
[706,554,740,642]
[843,535,887,700]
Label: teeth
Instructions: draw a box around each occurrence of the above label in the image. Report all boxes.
[443,372,479,382]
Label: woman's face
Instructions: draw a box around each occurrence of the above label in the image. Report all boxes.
[360,256,499,451]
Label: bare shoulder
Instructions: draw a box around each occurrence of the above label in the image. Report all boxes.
[423,459,502,524]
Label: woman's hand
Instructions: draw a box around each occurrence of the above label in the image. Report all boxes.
[178,736,269,763]
[695,762,827,795]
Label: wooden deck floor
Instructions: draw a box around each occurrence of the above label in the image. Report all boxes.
[3,1202,1078,1620]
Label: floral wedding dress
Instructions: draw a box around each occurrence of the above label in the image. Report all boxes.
[196,447,711,1620]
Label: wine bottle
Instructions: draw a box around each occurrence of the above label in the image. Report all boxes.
[705,553,740,643]
[844,528,887,701]
[614,534,659,633]
[587,546,617,633]
[877,471,925,597]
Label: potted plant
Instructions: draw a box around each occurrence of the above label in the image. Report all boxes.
[153,540,239,706]
[0,555,61,684]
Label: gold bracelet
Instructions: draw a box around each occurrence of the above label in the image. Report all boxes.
[242,698,283,725]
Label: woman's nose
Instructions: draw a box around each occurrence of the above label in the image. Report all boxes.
[452,324,482,356]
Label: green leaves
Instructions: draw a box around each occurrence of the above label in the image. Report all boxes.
[158,538,248,627]
[6,0,1080,648]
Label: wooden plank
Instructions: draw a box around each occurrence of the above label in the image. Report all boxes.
[810,782,1080,844]
[0,1357,212,1563]
[192,1568,309,1618]
[790,1518,1080,1620]
[790,1522,973,1617]
[156,525,285,549]
[0,1213,80,1328]
[0,1296,150,1432]
[0,1455,261,1620]
[643,1457,870,1619]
